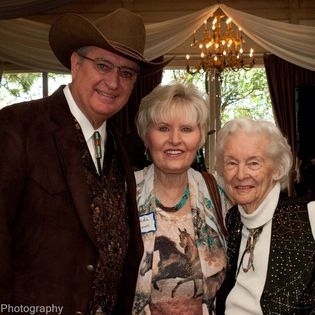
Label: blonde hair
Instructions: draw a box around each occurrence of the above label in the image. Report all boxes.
[136,82,209,148]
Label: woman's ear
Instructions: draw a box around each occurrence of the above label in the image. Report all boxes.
[272,168,282,181]
[144,147,151,162]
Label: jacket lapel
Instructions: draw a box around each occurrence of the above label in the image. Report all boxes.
[49,87,97,247]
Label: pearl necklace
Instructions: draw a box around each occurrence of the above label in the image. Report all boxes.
[154,185,190,212]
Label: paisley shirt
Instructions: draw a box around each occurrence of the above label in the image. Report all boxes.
[76,121,129,314]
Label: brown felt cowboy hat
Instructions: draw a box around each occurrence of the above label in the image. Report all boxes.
[49,8,172,76]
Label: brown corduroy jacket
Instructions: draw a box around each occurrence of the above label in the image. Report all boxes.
[0,86,143,315]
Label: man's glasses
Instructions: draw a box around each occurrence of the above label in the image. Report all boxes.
[76,52,139,81]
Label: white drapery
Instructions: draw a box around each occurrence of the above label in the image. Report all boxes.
[1,3,315,73]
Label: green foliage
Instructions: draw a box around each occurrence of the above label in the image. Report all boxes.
[162,69,207,93]
[0,73,71,108]
[163,67,273,126]
[0,73,41,97]
[220,68,273,124]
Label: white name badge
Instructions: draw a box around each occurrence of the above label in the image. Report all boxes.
[139,212,156,234]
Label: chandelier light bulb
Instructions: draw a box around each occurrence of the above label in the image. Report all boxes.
[186,10,255,75]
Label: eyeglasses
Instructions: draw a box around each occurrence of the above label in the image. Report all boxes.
[76,52,139,81]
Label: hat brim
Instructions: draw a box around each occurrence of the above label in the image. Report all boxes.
[49,14,173,76]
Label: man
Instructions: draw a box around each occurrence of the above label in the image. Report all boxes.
[0,8,170,315]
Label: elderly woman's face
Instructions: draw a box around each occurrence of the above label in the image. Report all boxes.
[222,131,279,214]
[146,114,201,175]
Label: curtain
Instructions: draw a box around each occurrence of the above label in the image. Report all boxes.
[1,4,315,73]
[264,53,315,196]
[109,58,164,170]
[145,4,315,72]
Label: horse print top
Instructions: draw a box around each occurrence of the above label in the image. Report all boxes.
[132,165,229,315]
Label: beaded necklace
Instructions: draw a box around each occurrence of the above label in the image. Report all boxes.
[154,185,190,212]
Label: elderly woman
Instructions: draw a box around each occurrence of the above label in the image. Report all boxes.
[132,82,230,315]
[215,117,315,314]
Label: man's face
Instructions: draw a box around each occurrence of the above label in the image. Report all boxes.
[70,46,139,128]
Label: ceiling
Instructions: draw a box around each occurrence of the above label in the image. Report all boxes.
[2,0,315,70]
[28,0,315,25]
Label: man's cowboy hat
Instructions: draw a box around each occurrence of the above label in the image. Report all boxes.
[49,8,172,76]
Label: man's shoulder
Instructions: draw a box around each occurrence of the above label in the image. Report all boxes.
[0,85,68,129]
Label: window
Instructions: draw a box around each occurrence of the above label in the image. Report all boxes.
[162,68,274,124]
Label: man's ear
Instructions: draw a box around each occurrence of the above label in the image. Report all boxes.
[70,52,81,77]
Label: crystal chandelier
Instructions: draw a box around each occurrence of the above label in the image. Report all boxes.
[186,11,255,76]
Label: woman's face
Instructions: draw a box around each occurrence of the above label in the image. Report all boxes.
[146,113,201,176]
[222,131,279,213]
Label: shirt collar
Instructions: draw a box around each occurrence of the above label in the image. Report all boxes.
[63,85,106,141]
[239,182,281,229]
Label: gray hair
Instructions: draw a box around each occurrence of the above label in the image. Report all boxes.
[215,117,293,189]
[136,81,209,148]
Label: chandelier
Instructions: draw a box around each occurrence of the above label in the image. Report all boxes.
[186,11,255,76]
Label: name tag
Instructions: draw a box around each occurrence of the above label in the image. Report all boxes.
[139,212,156,234]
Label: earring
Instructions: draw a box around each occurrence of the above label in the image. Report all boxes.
[195,150,202,164]
[144,147,151,162]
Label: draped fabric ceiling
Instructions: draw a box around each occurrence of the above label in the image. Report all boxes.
[1,3,315,73]
[0,0,77,19]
